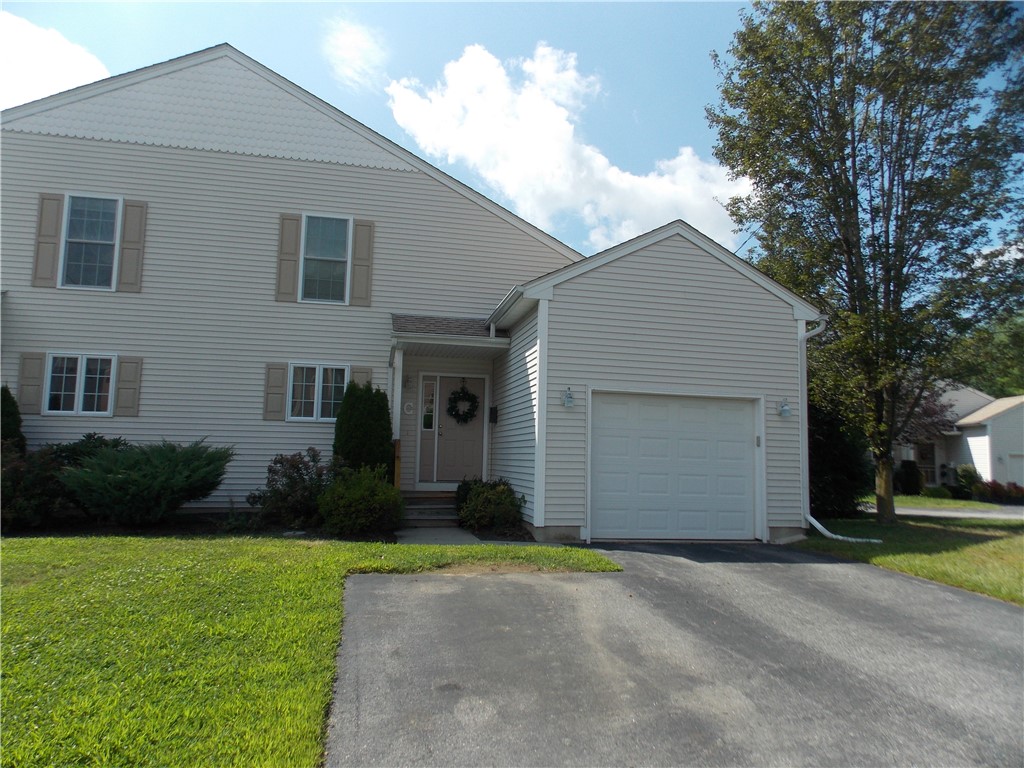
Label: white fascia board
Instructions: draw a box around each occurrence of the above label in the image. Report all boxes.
[392,334,510,351]
[486,286,524,326]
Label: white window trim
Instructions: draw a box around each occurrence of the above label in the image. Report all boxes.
[286,362,350,422]
[58,193,123,292]
[42,352,118,416]
[298,213,353,305]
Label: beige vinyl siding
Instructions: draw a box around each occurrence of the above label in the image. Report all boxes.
[543,234,804,531]
[1,132,572,506]
[490,312,540,523]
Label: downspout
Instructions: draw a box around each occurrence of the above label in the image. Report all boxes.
[799,316,882,544]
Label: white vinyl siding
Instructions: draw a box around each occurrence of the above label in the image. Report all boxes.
[490,312,540,523]
[1,130,574,507]
[543,233,804,533]
[963,428,992,481]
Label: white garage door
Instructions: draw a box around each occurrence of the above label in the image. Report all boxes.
[591,393,756,540]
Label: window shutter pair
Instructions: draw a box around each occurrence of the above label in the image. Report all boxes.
[32,194,147,291]
[275,216,374,305]
[262,364,374,421]
[18,352,143,416]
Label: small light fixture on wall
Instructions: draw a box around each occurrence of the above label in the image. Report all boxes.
[777,397,792,418]
[562,387,574,408]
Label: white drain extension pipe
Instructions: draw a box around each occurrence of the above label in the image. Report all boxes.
[800,316,882,545]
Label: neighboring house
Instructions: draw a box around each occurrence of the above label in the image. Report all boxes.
[950,396,1024,487]
[901,387,1024,487]
[0,45,821,543]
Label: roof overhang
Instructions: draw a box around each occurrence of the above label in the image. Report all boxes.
[391,333,511,360]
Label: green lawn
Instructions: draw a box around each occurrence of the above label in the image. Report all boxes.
[863,494,1004,510]
[0,536,620,768]
[795,517,1024,605]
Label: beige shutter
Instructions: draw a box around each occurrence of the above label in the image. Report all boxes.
[116,201,147,292]
[276,214,302,302]
[349,220,374,307]
[113,357,143,417]
[18,352,46,414]
[264,363,289,420]
[351,367,373,386]
[32,194,64,288]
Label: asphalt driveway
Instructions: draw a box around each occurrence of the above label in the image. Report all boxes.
[324,543,1024,767]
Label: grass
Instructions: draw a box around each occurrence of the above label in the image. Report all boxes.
[795,516,1024,605]
[861,494,1004,510]
[0,536,620,768]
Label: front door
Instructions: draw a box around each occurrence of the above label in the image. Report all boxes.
[418,375,485,484]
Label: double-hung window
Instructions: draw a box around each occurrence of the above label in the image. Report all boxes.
[44,353,116,415]
[301,215,351,303]
[61,195,120,289]
[288,364,348,421]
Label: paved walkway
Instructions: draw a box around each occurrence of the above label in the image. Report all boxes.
[895,504,1023,520]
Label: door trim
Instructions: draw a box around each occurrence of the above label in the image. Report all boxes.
[414,371,490,491]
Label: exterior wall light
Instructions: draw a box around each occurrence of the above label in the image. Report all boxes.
[562,387,574,408]
[777,397,792,418]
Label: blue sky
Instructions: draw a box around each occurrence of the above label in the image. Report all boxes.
[1,3,752,255]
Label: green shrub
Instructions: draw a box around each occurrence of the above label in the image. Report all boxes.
[921,485,953,499]
[61,440,234,526]
[894,460,923,496]
[458,479,525,532]
[808,403,873,517]
[318,465,404,537]
[455,476,480,513]
[246,447,334,528]
[957,464,983,498]
[333,381,394,479]
[1,433,130,529]
[1,385,26,456]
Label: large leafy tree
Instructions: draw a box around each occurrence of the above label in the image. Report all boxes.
[708,1,1023,522]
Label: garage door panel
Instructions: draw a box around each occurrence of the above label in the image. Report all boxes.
[678,438,709,460]
[596,471,630,495]
[592,394,756,540]
[638,436,671,458]
[638,473,670,495]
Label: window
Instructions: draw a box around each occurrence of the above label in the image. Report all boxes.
[301,215,351,302]
[44,354,115,415]
[287,364,348,421]
[61,195,120,289]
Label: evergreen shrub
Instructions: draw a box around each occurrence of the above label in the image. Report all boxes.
[808,403,872,518]
[62,440,233,526]
[1,385,26,456]
[333,381,394,479]
[894,460,923,496]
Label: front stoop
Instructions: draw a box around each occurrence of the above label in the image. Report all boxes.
[402,491,459,527]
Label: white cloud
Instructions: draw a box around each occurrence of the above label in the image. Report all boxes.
[0,12,109,110]
[387,43,749,253]
[322,18,388,92]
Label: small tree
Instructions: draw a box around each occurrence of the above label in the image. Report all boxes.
[808,402,873,518]
[333,381,394,478]
[1,385,26,456]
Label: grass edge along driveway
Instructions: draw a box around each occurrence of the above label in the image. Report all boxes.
[0,536,620,768]
[794,516,1024,605]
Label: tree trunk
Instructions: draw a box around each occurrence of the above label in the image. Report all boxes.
[875,454,898,524]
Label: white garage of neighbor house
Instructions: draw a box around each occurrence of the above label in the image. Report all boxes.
[1,44,822,543]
